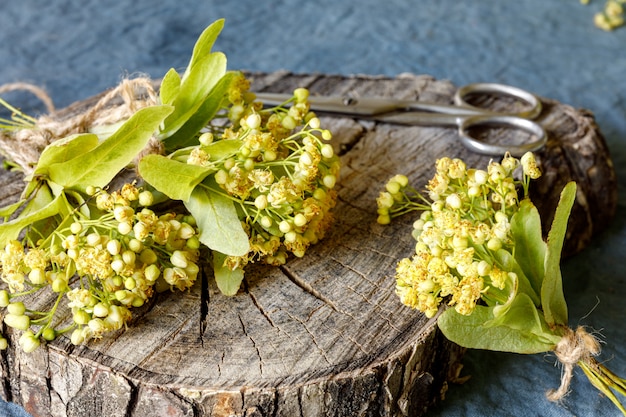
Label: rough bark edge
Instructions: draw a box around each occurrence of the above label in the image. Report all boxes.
[6,316,464,417]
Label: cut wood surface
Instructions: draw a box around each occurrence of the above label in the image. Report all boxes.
[0,72,617,417]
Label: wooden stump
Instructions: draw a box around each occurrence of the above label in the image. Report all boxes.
[0,72,617,417]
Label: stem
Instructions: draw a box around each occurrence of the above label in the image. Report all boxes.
[579,359,626,416]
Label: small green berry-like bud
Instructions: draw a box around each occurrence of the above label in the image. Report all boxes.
[138,190,154,207]
[245,113,262,130]
[377,214,391,225]
[28,268,47,285]
[254,195,268,210]
[107,239,122,256]
[487,237,502,252]
[0,290,9,307]
[93,302,110,318]
[128,238,144,253]
[294,87,309,103]
[122,250,136,266]
[185,236,201,250]
[199,132,214,146]
[4,313,30,330]
[321,144,334,159]
[70,222,82,234]
[7,302,26,316]
[51,277,69,293]
[70,328,85,345]
[73,310,91,326]
[385,180,401,195]
[0,337,7,350]
[322,174,336,189]
[139,248,158,265]
[144,264,160,282]
[294,213,307,227]
[42,327,56,341]
[19,331,40,353]
[171,251,188,268]
[281,115,297,130]
[118,221,132,235]
[124,277,136,290]
[279,220,292,234]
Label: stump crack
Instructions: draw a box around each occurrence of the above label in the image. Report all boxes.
[237,315,264,377]
[280,265,342,314]
[283,311,332,366]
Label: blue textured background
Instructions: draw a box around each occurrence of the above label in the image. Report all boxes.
[0,1,625,416]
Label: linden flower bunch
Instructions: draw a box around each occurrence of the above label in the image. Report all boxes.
[140,83,340,295]
[0,183,200,352]
[378,153,626,413]
[0,19,340,352]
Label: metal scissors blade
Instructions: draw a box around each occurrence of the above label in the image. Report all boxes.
[255,83,547,157]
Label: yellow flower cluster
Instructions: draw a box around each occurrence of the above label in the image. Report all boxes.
[188,84,340,273]
[583,0,626,30]
[0,183,200,350]
[378,153,541,318]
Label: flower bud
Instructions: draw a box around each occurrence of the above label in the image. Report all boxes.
[322,174,336,189]
[139,248,158,265]
[107,239,122,256]
[70,328,85,345]
[199,132,214,146]
[4,313,30,330]
[118,221,132,235]
[245,113,262,130]
[42,327,56,341]
[7,302,26,316]
[19,331,40,353]
[122,250,136,266]
[93,302,110,318]
[144,264,161,282]
[171,251,188,268]
[70,222,83,234]
[0,290,9,307]
[73,310,91,325]
[28,268,47,285]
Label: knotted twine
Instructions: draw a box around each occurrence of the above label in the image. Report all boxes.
[0,77,160,175]
[547,326,601,401]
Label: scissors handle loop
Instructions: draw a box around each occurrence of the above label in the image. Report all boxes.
[459,114,547,157]
[454,83,543,119]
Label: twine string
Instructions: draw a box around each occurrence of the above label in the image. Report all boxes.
[547,326,601,402]
[0,77,158,174]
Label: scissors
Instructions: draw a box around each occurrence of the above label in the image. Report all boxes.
[255,83,546,157]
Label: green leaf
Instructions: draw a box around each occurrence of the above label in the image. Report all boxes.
[159,52,227,140]
[212,250,245,296]
[510,199,546,296]
[438,295,560,354]
[205,139,243,161]
[492,248,539,306]
[138,154,215,202]
[542,181,576,327]
[33,133,99,175]
[184,186,249,256]
[182,19,225,81]
[0,191,64,247]
[0,199,27,219]
[160,68,181,105]
[162,72,235,151]
[47,105,173,192]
